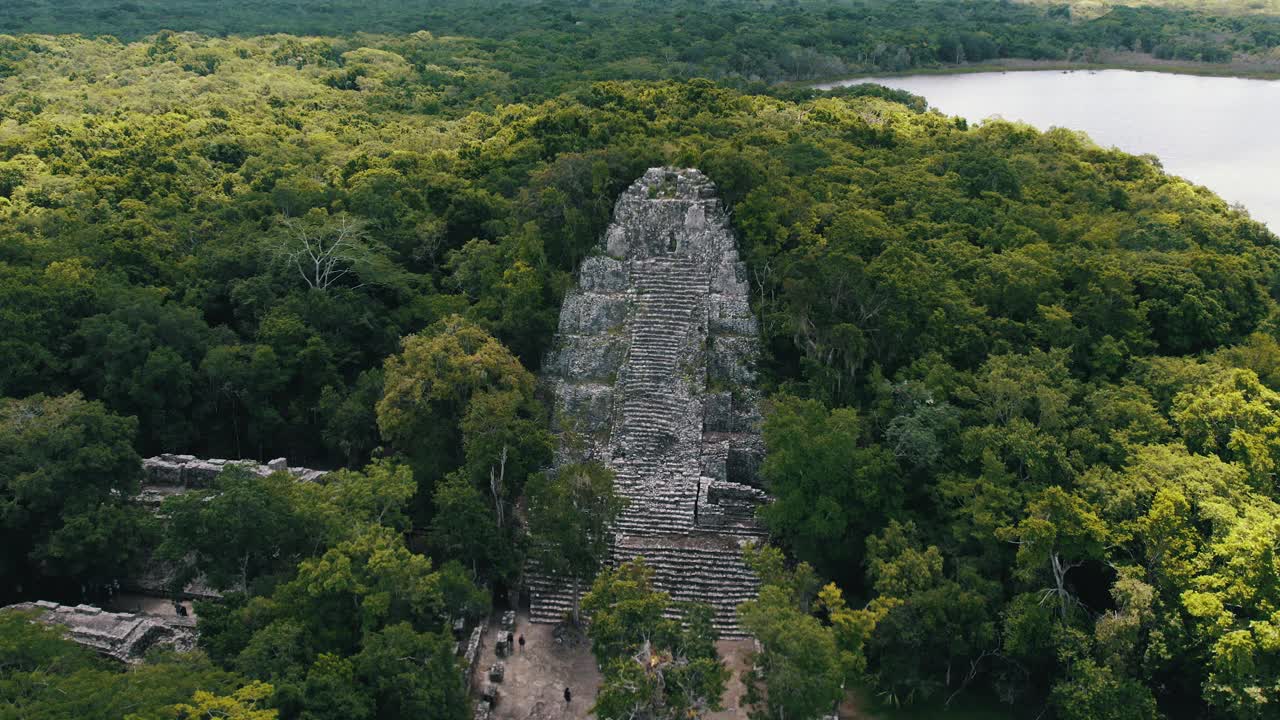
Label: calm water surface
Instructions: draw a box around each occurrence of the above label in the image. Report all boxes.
[818,70,1280,231]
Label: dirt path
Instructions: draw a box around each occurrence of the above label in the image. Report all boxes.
[707,639,755,719]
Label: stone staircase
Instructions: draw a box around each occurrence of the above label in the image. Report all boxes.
[531,168,771,639]
[612,534,761,637]
[529,534,762,637]
[612,256,707,537]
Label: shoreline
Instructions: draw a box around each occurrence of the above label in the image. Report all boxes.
[805,55,1280,89]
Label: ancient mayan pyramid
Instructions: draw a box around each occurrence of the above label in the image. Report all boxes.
[530,168,770,637]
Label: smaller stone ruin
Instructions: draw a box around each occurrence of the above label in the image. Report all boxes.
[139,454,327,506]
[3,601,197,663]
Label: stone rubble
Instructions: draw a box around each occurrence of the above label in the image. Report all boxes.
[530,168,771,637]
[464,621,487,687]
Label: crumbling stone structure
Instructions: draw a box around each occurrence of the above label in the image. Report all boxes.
[3,601,197,663]
[530,168,769,636]
[140,454,327,503]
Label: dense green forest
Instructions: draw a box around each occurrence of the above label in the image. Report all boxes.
[2,2,1280,719]
[4,0,1280,75]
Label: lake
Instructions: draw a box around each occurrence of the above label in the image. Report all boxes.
[817,70,1280,232]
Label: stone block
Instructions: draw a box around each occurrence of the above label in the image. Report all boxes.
[183,461,222,488]
[553,383,613,435]
[143,459,183,485]
[708,336,758,387]
[605,225,628,257]
[4,601,198,662]
[549,335,624,381]
[577,255,629,291]
[267,458,288,473]
[703,392,734,433]
[563,293,629,335]
[727,443,763,487]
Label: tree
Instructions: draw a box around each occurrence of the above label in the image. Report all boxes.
[0,392,146,602]
[459,387,553,537]
[275,525,454,651]
[199,343,288,461]
[299,654,371,720]
[275,211,374,292]
[196,524,486,720]
[158,466,325,594]
[737,545,846,720]
[861,522,998,705]
[429,473,507,580]
[582,559,673,664]
[1049,659,1159,720]
[319,368,384,467]
[351,623,468,720]
[998,487,1109,622]
[376,316,540,489]
[0,609,246,720]
[170,682,278,720]
[758,395,901,583]
[583,560,728,719]
[307,458,417,534]
[525,461,625,624]
[1172,367,1280,491]
[71,292,213,454]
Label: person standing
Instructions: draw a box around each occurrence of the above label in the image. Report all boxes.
[518,634,525,651]
[564,686,572,704]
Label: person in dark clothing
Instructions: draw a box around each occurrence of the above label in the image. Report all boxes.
[564,686,572,703]
[518,634,525,651]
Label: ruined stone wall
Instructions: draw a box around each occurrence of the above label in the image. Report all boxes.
[531,168,770,636]
[142,454,327,490]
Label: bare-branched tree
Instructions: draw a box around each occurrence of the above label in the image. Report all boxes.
[275,211,371,290]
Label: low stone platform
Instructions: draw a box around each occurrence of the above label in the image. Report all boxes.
[3,601,197,663]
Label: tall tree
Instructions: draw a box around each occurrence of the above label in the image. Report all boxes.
[0,392,146,603]
[758,395,901,583]
[737,545,847,720]
[158,466,327,594]
[525,461,625,624]
[376,315,542,499]
[584,560,728,719]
